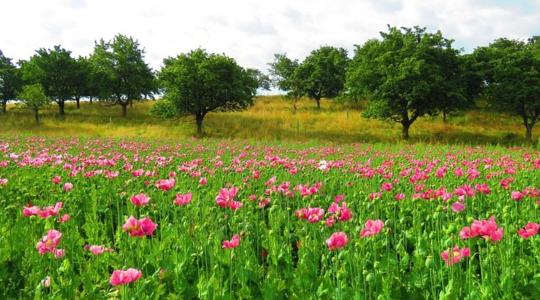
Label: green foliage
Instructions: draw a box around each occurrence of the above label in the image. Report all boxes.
[346,26,466,138]
[295,46,349,109]
[89,34,155,116]
[16,83,49,124]
[159,48,259,134]
[150,99,177,119]
[474,38,540,141]
[0,50,22,112]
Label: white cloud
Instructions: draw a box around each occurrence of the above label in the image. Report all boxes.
[1,0,539,72]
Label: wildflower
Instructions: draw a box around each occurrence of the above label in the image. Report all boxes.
[199,177,207,186]
[460,217,504,242]
[41,276,51,288]
[451,202,466,213]
[394,193,405,201]
[222,234,241,249]
[59,214,70,223]
[360,219,384,238]
[63,183,73,192]
[130,193,150,207]
[85,245,114,255]
[110,268,142,286]
[155,178,175,191]
[441,246,470,266]
[122,216,157,237]
[326,232,348,250]
[518,222,540,239]
[215,187,243,210]
[174,193,192,206]
[511,191,524,201]
[295,207,325,223]
[36,229,62,255]
[51,176,61,184]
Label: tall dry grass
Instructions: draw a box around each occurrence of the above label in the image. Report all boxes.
[0,96,534,145]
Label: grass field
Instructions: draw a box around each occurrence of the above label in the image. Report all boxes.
[0,96,536,146]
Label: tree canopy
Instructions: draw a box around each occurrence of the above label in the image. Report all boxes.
[20,45,78,116]
[17,83,49,124]
[90,34,155,117]
[0,50,21,113]
[345,26,466,139]
[158,48,259,135]
[475,38,540,141]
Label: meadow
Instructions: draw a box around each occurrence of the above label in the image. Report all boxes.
[0,96,536,146]
[0,136,539,299]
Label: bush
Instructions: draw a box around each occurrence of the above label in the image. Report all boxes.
[150,99,176,119]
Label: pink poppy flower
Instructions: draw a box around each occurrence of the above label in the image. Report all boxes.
[394,193,405,201]
[110,268,142,286]
[122,216,157,237]
[441,246,470,266]
[199,177,208,186]
[0,178,7,186]
[295,207,325,223]
[518,222,540,239]
[130,193,150,207]
[360,219,384,238]
[23,205,41,217]
[459,217,504,242]
[51,176,61,184]
[215,187,243,210]
[174,193,193,206]
[222,234,241,249]
[36,229,62,255]
[41,276,51,288]
[85,245,114,255]
[451,202,466,213]
[155,178,175,191]
[63,183,73,192]
[326,232,348,250]
[511,191,524,201]
[59,214,70,223]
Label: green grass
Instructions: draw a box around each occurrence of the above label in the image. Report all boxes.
[0,96,535,146]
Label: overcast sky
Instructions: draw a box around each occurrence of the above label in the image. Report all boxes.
[1,0,540,72]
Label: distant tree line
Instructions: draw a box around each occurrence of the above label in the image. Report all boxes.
[1,26,540,141]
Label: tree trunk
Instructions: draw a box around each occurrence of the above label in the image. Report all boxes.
[76,97,80,109]
[89,97,93,104]
[525,124,533,142]
[1,101,6,113]
[34,109,40,125]
[315,98,321,110]
[58,100,65,117]
[121,103,128,117]
[401,122,410,140]
[196,114,204,136]
[442,110,448,123]
[129,99,133,108]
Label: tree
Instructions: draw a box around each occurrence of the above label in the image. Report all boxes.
[158,48,259,135]
[345,26,466,139]
[476,38,540,142]
[20,45,78,117]
[268,53,304,110]
[17,84,50,124]
[90,35,155,117]
[0,50,22,113]
[71,56,91,109]
[295,46,349,109]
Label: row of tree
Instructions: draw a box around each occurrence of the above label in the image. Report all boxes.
[1,26,539,141]
[270,26,540,141]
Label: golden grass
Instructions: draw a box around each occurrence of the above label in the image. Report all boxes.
[0,96,535,146]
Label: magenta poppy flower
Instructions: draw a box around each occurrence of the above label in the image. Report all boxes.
[222,234,241,249]
[451,202,466,213]
[518,222,540,239]
[122,216,157,237]
[441,246,470,266]
[215,187,243,210]
[326,232,348,250]
[155,178,175,191]
[130,193,150,207]
[36,229,62,255]
[63,183,73,192]
[174,193,192,206]
[110,268,142,286]
[511,191,524,201]
[460,217,504,242]
[85,245,114,255]
[360,219,384,238]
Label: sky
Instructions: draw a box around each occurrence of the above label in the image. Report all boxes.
[1,0,540,73]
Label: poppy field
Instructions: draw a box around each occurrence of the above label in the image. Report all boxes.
[1,137,540,299]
